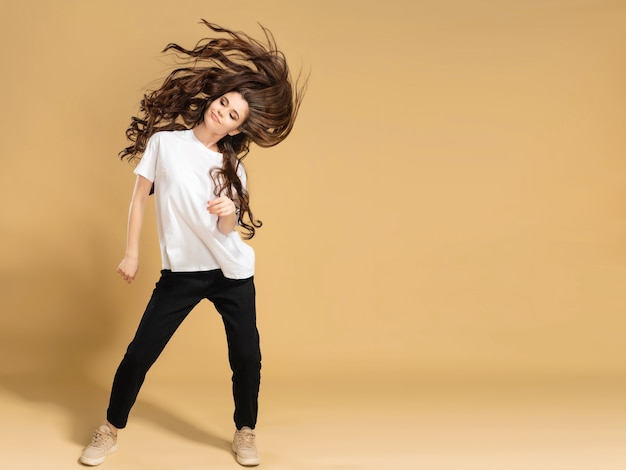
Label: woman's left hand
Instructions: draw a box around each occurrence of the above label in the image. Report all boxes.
[207,196,237,217]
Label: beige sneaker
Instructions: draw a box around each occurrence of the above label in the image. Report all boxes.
[79,424,118,466]
[232,426,260,466]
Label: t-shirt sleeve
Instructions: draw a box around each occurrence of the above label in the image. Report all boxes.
[133,134,159,182]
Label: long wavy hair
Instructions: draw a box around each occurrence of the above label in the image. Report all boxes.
[119,20,307,238]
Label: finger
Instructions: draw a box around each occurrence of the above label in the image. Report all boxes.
[218,208,234,217]
[209,203,228,214]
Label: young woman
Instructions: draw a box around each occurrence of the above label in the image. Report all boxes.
[79,20,306,467]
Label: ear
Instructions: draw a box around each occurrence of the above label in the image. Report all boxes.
[228,129,242,136]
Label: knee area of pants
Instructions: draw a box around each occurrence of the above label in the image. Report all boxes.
[122,350,156,369]
[231,351,261,368]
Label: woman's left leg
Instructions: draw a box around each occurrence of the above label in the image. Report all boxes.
[208,274,261,430]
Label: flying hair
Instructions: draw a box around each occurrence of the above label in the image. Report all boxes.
[119,20,308,239]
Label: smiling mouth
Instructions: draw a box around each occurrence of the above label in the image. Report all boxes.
[211,112,220,124]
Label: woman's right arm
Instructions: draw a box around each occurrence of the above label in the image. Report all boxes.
[116,175,153,283]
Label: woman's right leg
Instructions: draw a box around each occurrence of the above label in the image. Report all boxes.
[106,270,204,428]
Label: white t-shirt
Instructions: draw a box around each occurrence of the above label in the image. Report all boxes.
[134,129,255,279]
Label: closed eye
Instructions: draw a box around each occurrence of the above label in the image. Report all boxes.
[220,96,239,121]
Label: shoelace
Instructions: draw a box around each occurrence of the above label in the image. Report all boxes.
[236,430,255,449]
[91,430,113,448]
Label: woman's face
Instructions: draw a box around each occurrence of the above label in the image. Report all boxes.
[205,91,250,136]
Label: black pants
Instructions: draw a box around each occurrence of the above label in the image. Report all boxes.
[106,269,261,430]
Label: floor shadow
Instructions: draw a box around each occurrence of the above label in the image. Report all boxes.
[0,239,229,453]
[132,399,232,450]
[0,372,231,452]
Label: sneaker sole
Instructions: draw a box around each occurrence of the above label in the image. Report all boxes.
[235,455,261,466]
[79,443,118,466]
[232,443,260,466]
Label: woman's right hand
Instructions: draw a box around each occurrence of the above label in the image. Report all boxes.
[116,256,139,284]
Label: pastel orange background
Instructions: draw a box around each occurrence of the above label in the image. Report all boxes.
[1,1,625,468]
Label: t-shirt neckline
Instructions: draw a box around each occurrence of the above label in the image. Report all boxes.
[187,129,222,156]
